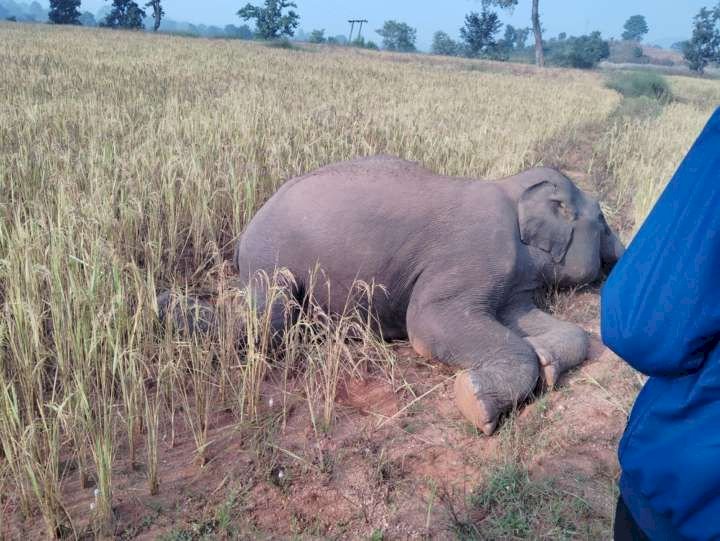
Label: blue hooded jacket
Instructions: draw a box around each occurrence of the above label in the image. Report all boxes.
[601,107,720,541]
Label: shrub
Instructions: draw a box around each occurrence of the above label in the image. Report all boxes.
[351,36,379,50]
[265,38,297,50]
[606,71,673,102]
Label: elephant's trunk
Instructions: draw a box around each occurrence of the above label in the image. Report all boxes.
[601,230,625,271]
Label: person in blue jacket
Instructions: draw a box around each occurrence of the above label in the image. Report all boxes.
[601,107,720,541]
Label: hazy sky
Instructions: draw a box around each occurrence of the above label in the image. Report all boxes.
[57,1,709,49]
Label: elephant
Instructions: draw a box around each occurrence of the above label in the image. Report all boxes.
[230,156,625,435]
[162,156,625,435]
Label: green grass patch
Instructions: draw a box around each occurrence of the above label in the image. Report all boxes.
[606,71,673,102]
[613,96,665,119]
[446,463,605,540]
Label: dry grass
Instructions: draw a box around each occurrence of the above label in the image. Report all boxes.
[604,103,712,235]
[0,20,718,539]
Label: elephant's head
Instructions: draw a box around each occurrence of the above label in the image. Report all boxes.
[514,168,625,287]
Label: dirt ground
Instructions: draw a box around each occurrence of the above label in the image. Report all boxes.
[2,283,641,540]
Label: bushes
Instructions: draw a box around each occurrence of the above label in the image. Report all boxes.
[606,71,673,102]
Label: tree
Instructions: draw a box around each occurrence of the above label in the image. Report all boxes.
[144,0,163,32]
[79,11,97,26]
[237,0,299,40]
[515,26,531,49]
[501,25,516,50]
[683,6,720,73]
[531,0,545,66]
[460,9,503,58]
[548,31,609,69]
[48,0,81,25]
[484,0,544,66]
[501,24,530,51]
[102,0,146,29]
[376,20,417,52]
[308,29,326,43]
[622,15,649,42]
[431,31,460,56]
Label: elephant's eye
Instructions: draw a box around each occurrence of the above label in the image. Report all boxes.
[554,200,575,221]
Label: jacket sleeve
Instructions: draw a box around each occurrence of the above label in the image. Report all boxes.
[601,108,720,378]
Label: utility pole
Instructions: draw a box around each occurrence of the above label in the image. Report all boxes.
[356,19,367,40]
[348,19,368,43]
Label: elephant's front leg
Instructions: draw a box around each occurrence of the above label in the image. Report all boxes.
[500,301,589,388]
[406,297,540,436]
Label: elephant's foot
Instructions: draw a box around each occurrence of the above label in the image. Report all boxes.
[540,362,560,389]
[527,340,560,389]
[454,371,499,436]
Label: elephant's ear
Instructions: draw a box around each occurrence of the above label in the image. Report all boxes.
[518,181,574,263]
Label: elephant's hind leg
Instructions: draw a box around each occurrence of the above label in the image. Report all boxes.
[407,298,539,436]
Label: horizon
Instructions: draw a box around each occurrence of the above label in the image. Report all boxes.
[23,1,716,49]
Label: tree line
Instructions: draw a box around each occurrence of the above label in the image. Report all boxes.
[19,0,720,73]
[44,0,160,30]
[426,8,648,69]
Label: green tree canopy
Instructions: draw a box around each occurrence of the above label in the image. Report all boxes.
[622,15,649,42]
[683,5,720,73]
[102,0,146,29]
[548,31,609,69]
[482,0,517,8]
[48,0,81,25]
[502,24,530,50]
[460,9,503,58]
[376,20,417,52]
[431,31,460,56]
[308,29,326,43]
[78,11,97,26]
[237,0,300,40]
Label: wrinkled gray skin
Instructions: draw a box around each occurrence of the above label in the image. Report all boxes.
[209,156,624,435]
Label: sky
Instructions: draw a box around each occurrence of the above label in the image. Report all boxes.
[55,0,711,49]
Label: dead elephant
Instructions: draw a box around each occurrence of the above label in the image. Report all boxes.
[163,156,625,435]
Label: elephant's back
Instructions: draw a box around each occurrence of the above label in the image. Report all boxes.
[235,156,459,277]
[271,155,445,207]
